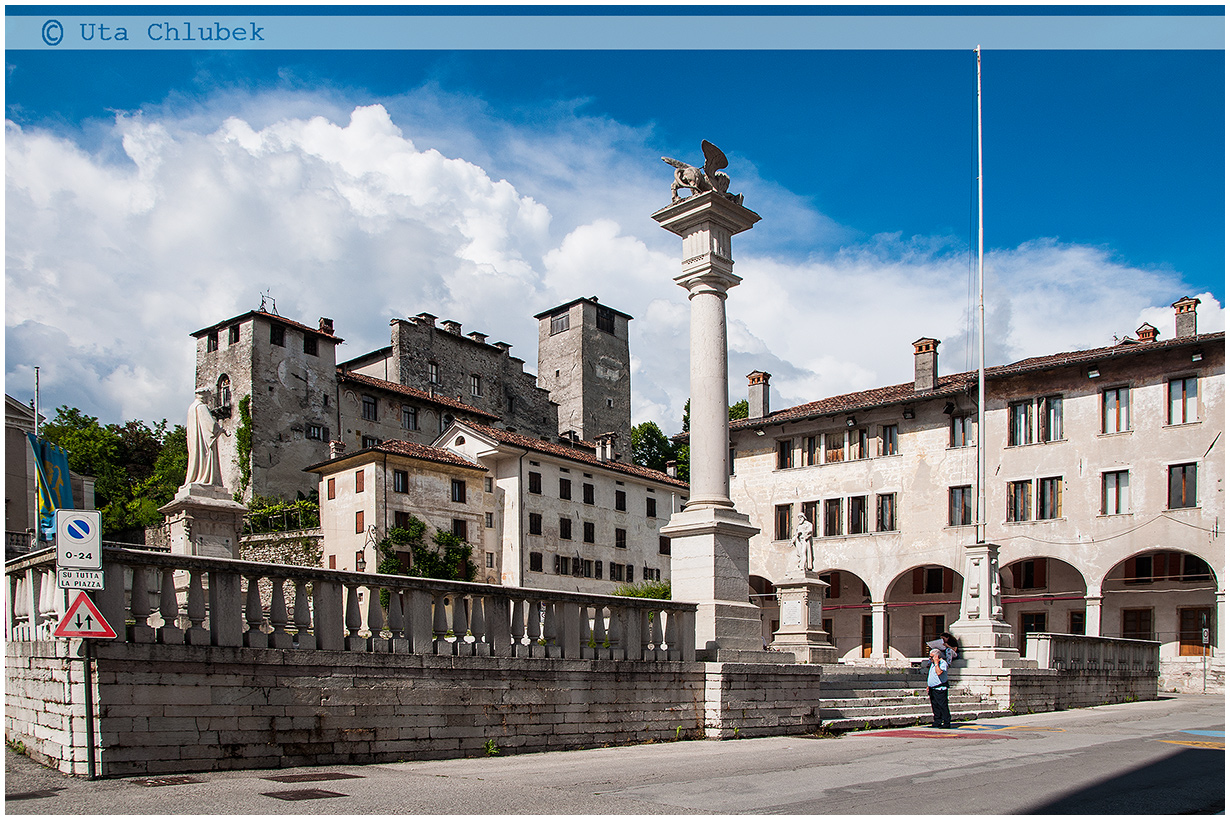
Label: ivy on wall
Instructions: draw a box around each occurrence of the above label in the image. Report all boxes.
[234,394,252,500]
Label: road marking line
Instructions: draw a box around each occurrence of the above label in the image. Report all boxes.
[1157,739,1225,750]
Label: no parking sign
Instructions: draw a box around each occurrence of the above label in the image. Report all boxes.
[56,509,101,569]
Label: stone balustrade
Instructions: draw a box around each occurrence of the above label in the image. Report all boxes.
[1024,632,1160,673]
[6,545,696,662]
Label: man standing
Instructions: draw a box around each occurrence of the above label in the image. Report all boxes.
[926,647,951,729]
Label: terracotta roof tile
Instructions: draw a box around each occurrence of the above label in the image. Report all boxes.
[305,439,487,473]
[192,310,343,341]
[338,371,499,420]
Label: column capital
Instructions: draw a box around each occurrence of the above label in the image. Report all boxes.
[676,269,742,297]
[650,191,761,238]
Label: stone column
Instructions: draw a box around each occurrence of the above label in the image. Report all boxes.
[1084,594,1103,637]
[870,601,888,660]
[655,191,768,659]
[949,541,1019,663]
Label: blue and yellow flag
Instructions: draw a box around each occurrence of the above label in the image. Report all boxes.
[27,433,74,541]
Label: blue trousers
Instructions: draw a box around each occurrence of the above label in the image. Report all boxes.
[928,685,951,728]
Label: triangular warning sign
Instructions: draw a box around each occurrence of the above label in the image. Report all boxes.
[53,591,117,639]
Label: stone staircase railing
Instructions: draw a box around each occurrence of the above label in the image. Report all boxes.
[5,545,696,661]
[1025,632,1160,673]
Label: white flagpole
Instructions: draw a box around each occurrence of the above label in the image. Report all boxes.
[975,46,987,546]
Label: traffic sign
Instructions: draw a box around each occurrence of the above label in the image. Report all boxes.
[56,509,101,569]
[53,591,117,639]
[57,568,105,590]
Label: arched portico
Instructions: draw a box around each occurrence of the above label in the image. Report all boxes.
[884,564,964,660]
[749,575,777,648]
[812,568,872,661]
[1100,549,1219,662]
[999,557,1088,653]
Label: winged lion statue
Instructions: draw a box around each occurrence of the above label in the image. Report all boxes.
[662,140,744,205]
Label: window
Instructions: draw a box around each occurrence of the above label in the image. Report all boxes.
[850,428,868,460]
[615,528,627,549]
[646,497,657,518]
[1012,558,1047,590]
[949,486,972,526]
[802,436,818,466]
[394,511,410,530]
[1179,607,1214,656]
[659,536,671,555]
[554,555,570,575]
[615,490,626,511]
[486,552,495,568]
[950,415,973,448]
[428,362,440,384]
[1008,401,1033,446]
[823,499,842,537]
[528,513,542,535]
[559,478,572,500]
[774,504,793,540]
[914,566,952,595]
[228,324,240,345]
[306,423,324,441]
[270,324,285,347]
[213,375,231,409]
[1125,554,1154,585]
[393,470,408,493]
[1102,470,1130,515]
[304,335,318,356]
[402,406,418,430]
[355,469,365,493]
[470,374,482,396]
[825,432,844,463]
[438,413,453,434]
[1102,386,1131,433]
[820,571,840,599]
[1168,463,1197,509]
[583,483,595,505]
[1020,613,1047,646]
[801,500,818,532]
[528,471,542,494]
[1037,477,1063,520]
[1007,480,1031,522]
[559,517,572,540]
[583,560,594,578]
[329,555,336,569]
[484,477,493,493]
[1182,554,1213,581]
[882,424,899,456]
[1168,377,1198,424]
[583,521,595,543]
[326,477,336,500]
[550,311,570,335]
[922,615,946,652]
[848,496,868,534]
[361,435,381,449]
[485,512,494,529]
[1069,611,1086,636]
[595,561,603,580]
[205,330,218,352]
[361,395,378,421]
[1122,608,1153,641]
[876,493,897,532]
[451,479,466,503]
[611,563,625,582]
[452,519,467,540]
[1038,396,1063,442]
[355,510,364,534]
[596,306,616,334]
[643,566,661,582]
[776,439,793,469]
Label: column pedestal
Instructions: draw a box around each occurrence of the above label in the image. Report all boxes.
[949,541,1021,663]
[159,484,246,559]
[770,573,837,663]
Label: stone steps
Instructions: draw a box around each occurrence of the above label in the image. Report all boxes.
[819,705,1014,732]
[814,674,1011,731]
[816,694,986,710]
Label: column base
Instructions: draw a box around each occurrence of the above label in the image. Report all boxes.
[948,616,1021,663]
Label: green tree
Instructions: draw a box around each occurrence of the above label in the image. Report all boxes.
[729,399,748,421]
[630,421,675,473]
[374,515,476,584]
[671,399,747,484]
[613,579,672,600]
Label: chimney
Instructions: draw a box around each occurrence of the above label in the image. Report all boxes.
[329,440,346,459]
[1136,322,1158,343]
[666,460,677,478]
[467,331,488,344]
[913,338,940,392]
[441,320,462,335]
[319,317,334,335]
[494,342,512,355]
[594,433,608,462]
[1173,296,1200,338]
[415,312,437,327]
[747,371,771,419]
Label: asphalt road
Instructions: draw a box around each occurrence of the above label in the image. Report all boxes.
[6,694,1224,815]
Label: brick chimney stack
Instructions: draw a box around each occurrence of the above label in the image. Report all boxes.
[441,320,462,335]
[319,317,334,335]
[1172,296,1200,338]
[913,338,940,392]
[1136,323,1158,343]
[747,371,771,419]
[329,440,346,459]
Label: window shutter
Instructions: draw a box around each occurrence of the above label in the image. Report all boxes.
[829,570,840,598]
[912,568,925,595]
[1153,553,1167,581]
[596,561,602,579]
[554,555,561,574]
[1011,562,1023,590]
[1035,558,1047,589]
[942,568,954,594]
[1167,552,1182,581]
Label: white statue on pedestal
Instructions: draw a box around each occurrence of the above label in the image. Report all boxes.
[791,513,815,574]
[184,388,227,488]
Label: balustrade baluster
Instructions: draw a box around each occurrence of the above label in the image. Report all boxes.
[488,594,511,658]
[157,568,184,644]
[209,570,244,647]
[244,575,268,648]
[366,583,386,652]
[269,578,292,649]
[9,573,27,641]
[580,605,594,660]
[185,569,209,645]
[470,595,491,657]
[558,600,580,658]
[388,589,408,653]
[37,569,61,640]
[593,605,609,660]
[526,599,543,658]
[344,584,364,651]
[97,562,127,640]
[649,606,664,661]
[665,608,680,660]
[543,601,560,658]
[451,594,470,656]
[623,605,644,661]
[293,579,315,650]
[608,604,625,660]
[129,567,155,643]
[510,598,527,657]
[432,592,450,654]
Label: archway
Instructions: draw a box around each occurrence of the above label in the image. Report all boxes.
[1000,557,1089,654]
[813,568,872,661]
[1101,549,1218,661]
[884,564,964,660]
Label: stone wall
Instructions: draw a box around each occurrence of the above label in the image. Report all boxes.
[954,665,1159,714]
[5,642,90,774]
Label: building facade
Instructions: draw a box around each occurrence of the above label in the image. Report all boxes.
[729,300,1223,690]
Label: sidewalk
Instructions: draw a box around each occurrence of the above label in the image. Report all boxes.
[6,694,1223,815]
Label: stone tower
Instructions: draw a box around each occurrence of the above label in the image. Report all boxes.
[535,297,632,442]
[191,310,342,501]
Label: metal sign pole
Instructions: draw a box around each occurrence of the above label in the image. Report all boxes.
[84,638,96,780]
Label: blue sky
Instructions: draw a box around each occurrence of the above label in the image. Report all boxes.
[5,7,1226,431]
